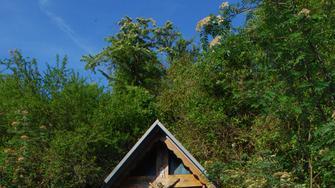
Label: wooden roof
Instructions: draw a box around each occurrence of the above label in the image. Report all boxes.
[102,120,215,188]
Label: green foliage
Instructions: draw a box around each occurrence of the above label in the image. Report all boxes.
[159,0,335,187]
[0,51,156,187]
[82,17,195,93]
[88,85,156,175]
[42,130,100,187]
[1,0,335,187]
[311,121,335,187]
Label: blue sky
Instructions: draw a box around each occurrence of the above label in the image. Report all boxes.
[0,0,241,85]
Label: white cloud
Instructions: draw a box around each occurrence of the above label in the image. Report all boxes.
[38,0,92,53]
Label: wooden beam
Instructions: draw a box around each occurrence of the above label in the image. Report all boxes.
[124,175,203,188]
[162,137,215,188]
[168,174,203,187]
[156,143,169,178]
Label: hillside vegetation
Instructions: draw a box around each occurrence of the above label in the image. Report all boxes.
[1,0,335,187]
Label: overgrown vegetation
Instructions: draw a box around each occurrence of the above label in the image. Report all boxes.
[1,0,335,187]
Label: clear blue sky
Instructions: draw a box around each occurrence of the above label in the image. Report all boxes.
[0,0,242,85]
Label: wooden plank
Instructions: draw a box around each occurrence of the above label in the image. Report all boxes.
[162,137,213,187]
[156,143,169,178]
[169,174,203,187]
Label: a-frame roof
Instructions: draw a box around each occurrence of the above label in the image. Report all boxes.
[102,120,209,188]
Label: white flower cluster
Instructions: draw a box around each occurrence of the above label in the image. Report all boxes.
[217,15,225,24]
[196,16,211,32]
[209,36,222,48]
[220,2,229,9]
[298,8,311,17]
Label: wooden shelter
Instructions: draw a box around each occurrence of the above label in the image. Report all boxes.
[102,120,215,188]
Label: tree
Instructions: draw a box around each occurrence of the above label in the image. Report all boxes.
[82,17,193,93]
[192,0,335,187]
[2,1,335,187]
[0,51,106,187]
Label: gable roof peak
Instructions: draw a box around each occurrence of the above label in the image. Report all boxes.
[103,120,209,187]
